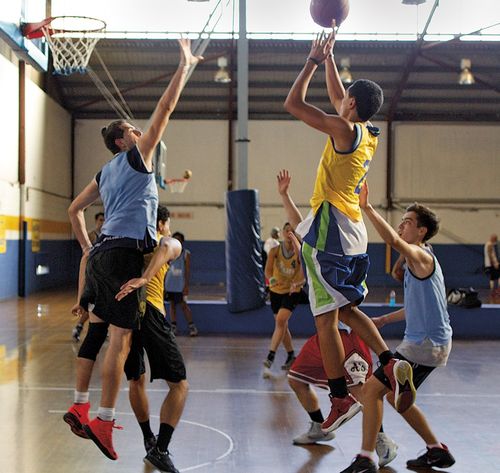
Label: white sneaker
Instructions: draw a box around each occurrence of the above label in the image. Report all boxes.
[376,432,398,467]
[262,359,273,378]
[293,421,336,445]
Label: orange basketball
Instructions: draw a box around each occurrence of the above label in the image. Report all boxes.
[310,0,350,28]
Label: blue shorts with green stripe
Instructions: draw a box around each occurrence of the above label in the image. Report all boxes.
[301,242,369,315]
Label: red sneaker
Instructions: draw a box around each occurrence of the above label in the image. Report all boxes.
[83,417,122,460]
[63,402,90,439]
[384,358,416,413]
[321,393,362,433]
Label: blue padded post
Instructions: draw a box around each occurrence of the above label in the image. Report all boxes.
[225,189,266,312]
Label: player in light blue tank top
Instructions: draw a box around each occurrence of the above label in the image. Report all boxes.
[341,183,456,473]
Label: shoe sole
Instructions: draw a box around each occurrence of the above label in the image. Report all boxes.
[83,424,117,460]
[63,412,88,439]
[322,401,362,433]
[293,434,336,445]
[144,455,180,473]
[394,360,416,413]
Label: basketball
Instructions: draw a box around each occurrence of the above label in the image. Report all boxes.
[310,0,350,28]
[184,169,193,179]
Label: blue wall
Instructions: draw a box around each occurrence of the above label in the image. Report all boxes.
[0,239,486,300]
[184,241,485,290]
[0,239,79,300]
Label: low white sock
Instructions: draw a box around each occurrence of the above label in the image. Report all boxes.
[97,406,115,421]
[360,449,375,460]
[427,442,443,449]
[74,391,89,404]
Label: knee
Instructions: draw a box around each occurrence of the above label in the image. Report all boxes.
[78,322,108,360]
[170,379,189,398]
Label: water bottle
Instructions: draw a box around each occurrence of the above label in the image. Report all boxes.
[388,290,396,307]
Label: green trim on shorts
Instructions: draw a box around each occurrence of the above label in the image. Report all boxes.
[316,201,330,252]
[302,241,334,308]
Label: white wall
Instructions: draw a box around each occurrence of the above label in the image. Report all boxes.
[0,54,20,228]
[74,118,500,244]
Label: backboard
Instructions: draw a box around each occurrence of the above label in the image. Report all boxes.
[0,0,49,71]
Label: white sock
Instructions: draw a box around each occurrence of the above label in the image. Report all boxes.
[360,449,375,460]
[74,391,89,404]
[427,442,443,449]
[97,406,115,421]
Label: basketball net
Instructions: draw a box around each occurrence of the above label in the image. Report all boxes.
[24,16,106,75]
[166,178,189,193]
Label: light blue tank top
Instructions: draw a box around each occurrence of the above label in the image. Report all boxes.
[165,249,190,293]
[99,148,158,242]
[403,251,452,345]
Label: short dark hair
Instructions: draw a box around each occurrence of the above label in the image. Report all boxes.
[157,205,170,227]
[347,79,384,122]
[172,231,185,243]
[406,203,440,242]
[101,120,127,153]
[94,212,104,220]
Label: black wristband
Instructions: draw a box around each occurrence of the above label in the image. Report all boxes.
[307,57,321,66]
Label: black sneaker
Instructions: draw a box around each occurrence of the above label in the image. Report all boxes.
[340,455,377,473]
[407,443,456,469]
[144,435,157,453]
[144,447,179,473]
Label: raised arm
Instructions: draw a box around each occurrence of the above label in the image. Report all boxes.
[138,38,202,169]
[324,22,346,112]
[284,32,355,148]
[391,253,405,282]
[276,170,303,230]
[359,182,432,276]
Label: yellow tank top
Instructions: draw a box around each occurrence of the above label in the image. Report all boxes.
[271,243,302,295]
[310,123,379,222]
[144,234,169,314]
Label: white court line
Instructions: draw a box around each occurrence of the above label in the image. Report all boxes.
[49,410,233,472]
[16,386,500,398]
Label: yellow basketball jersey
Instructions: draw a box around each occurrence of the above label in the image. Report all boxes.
[271,243,302,295]
[310,123,379,222]
[144,234,169,314]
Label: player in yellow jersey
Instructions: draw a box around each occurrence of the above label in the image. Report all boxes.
[284,25,414,433]
[117,205,187,473]
[262,222,305,378]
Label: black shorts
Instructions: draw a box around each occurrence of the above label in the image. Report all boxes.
[165,291,184,305]
[373,351,435,390]
[485,266,500,281]
[124,302,186,383]
[270,291,301,314]
[81,248,146,329]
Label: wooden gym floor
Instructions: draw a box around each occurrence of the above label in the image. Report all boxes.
[1,289,499,473]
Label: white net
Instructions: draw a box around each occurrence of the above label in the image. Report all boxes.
[41,17,105,75]
[166,179,189,193]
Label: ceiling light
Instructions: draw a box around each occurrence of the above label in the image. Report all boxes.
[402,0,427,5]
[339,57,353,84]
[458,58,475,85]
[214,56,231,84]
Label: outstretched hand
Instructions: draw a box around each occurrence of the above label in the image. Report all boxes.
[359,181,369,209]
[115,277,148,301]
[178,37,203,67]
[277,169,292,196]
[308,22,336,65]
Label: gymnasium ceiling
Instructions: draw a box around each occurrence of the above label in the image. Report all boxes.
[48,37,500,122]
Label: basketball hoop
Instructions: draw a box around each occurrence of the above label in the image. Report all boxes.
[166,178,189,194]
[21,16,106,75]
